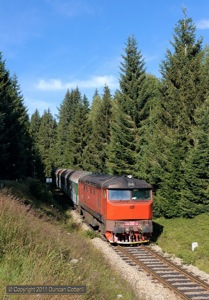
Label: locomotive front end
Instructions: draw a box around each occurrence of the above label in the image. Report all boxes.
[104,176,153,244]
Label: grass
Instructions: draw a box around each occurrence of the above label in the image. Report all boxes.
[0,180,140,300]
[153,214,209,273]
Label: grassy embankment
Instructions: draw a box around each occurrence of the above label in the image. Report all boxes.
[0,179,139,300]
[153,215,209,273]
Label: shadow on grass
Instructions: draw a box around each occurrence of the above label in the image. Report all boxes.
[151,221,164,243]
[51,185,74,211]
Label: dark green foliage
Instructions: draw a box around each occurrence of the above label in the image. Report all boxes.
[0,54,32,179]
[154,10,207,218]
[65,93,90,169]
[37,109,57,177]
[83,86,112,173]
[160,10,205,133]
[82,91,102,171]
[180,98,209,217]
[119,35,146,127]
[29,110,44,179]
[107,97,137,175]
[108,36,146,175]
[56,88,82,167]
[30,109,41,143]
[135,74,162,183]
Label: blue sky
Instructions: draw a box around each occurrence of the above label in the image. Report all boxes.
[1,0,209,118]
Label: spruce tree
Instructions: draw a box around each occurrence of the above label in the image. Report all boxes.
[83,86,112,173]
[108,36,146,175]
[107,94,137,175]
[56,88,82,167]
[156,9,206,217]
[0,54,32,179]
[160,9,205,133]
[30,109,41,143]
[30,110,44,179]
[135,74,162,183]
[65,94,90,169]
[119,35,146,127]
[37,109,57,177]
[81,90,102,171]
[180,98,209,217]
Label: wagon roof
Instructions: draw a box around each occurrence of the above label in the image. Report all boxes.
[61,169,74,178]
[79,173,152,189]
[58,168,67,176]
[54,168,66,175]
[70,170,92,183]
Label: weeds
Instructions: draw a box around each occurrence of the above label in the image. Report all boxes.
[0,183,139,300]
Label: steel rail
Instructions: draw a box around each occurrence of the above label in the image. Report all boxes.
[141,244,209,291]
[116,245,203,300]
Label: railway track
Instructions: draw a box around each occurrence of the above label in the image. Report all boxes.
[113,244,209,300]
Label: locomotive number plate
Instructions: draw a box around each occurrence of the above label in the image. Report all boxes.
[124,221,138,226]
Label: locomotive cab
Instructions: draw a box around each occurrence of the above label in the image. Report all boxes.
[105,185,153,244]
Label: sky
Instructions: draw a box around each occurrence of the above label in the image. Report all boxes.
[1,0,209,118]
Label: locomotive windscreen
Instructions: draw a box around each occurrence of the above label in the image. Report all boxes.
[132,189,151,200]
[108,189,151,201]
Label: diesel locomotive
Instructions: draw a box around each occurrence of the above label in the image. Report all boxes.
[53,168,153,244]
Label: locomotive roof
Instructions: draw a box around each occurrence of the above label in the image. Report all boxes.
[79,173,152,189]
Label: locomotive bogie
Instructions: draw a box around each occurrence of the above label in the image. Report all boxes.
[105,219,152,244]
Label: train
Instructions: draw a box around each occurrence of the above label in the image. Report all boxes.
[53,168,153,245]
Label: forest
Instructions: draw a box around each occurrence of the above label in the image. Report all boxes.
[1,11,209,219]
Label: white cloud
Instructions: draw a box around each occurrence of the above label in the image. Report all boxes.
[36,75,118,91]
[196,19,209,29]
[24,97,58,117]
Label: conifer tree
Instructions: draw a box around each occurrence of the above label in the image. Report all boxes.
[30,109,41,143]
[38,109,57,177]
[0,54,32,179]
[56,88,82,166]
[65,95,90,169]
[119,35,146,127]
[160,9,205,133]
[108,36,146,175]
[82,90,102,171]
[83,86,112,172]
[135,74,162,183]
[30,110,44,179]
[156,9,206,217]
[10,74,32,177]
[107,94,137,175]
[180,98,209,217]
[0,112,7,169]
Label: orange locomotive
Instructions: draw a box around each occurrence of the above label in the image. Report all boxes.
[78,173,153,244]
[53,169,153,244]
